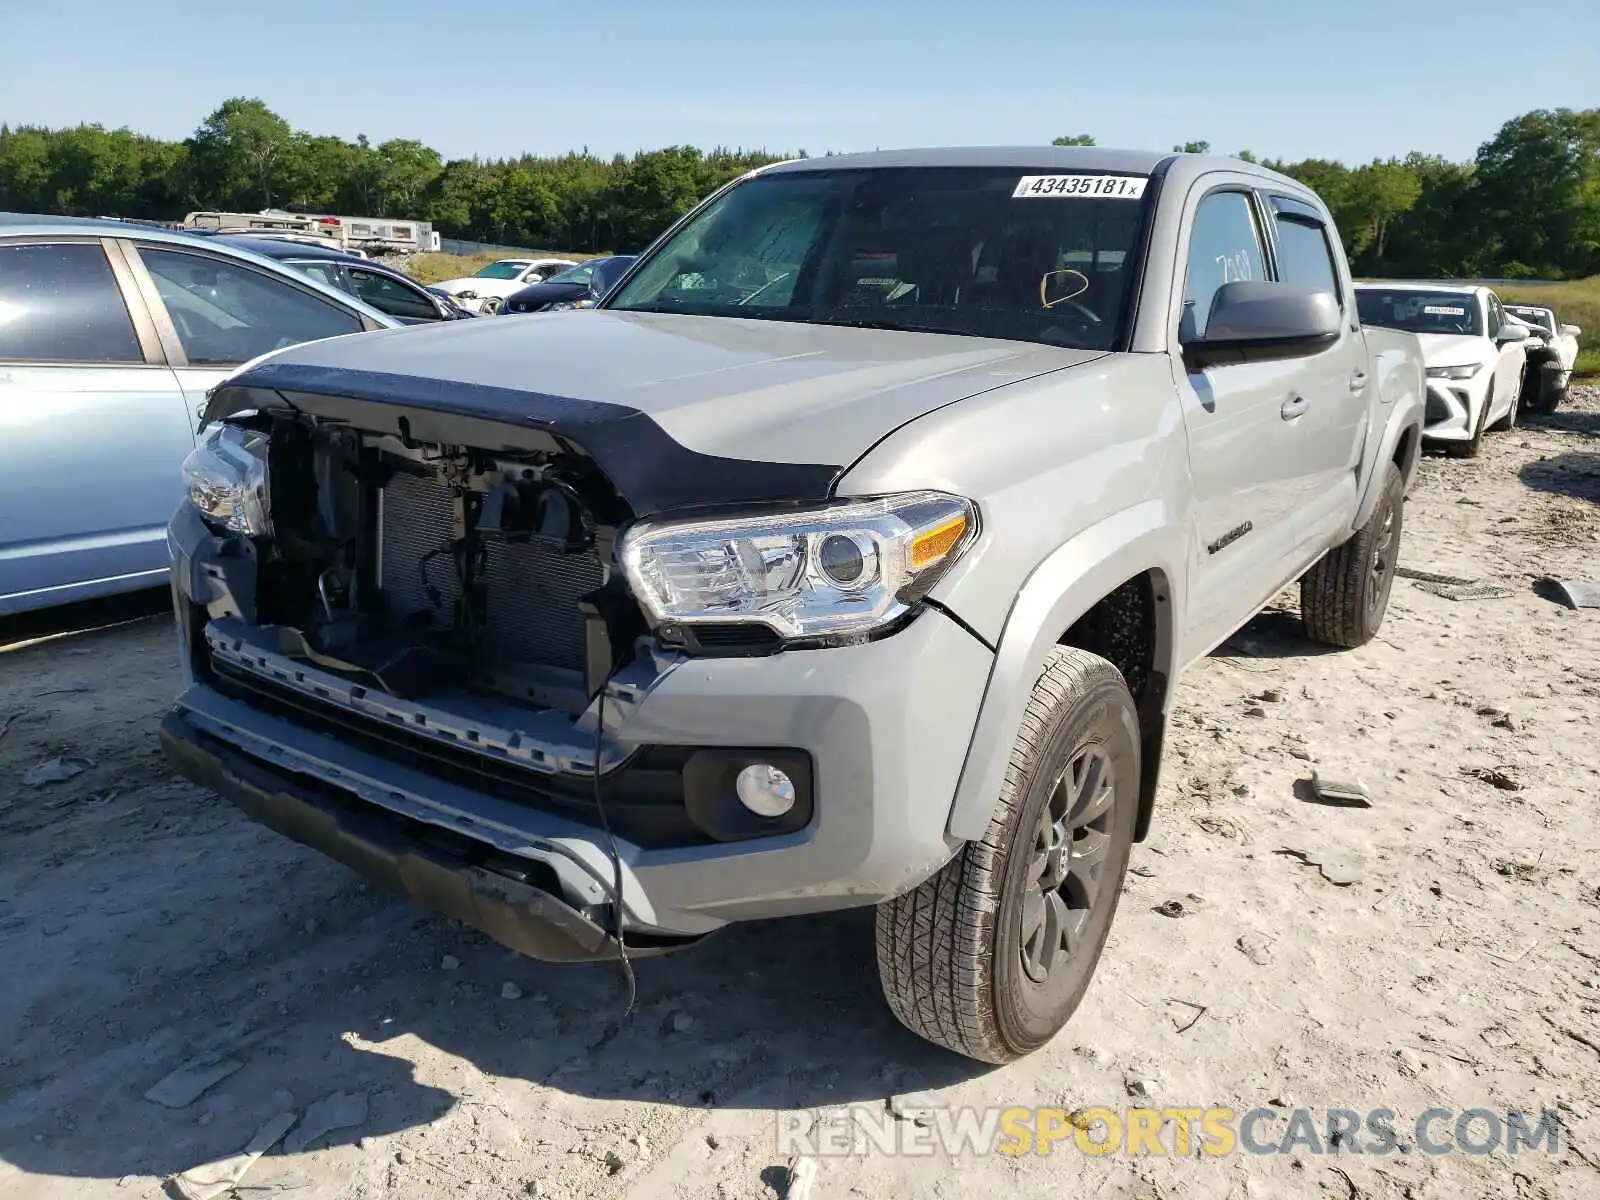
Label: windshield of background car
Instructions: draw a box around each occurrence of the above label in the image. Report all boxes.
[1505,306,1555,334]
[604,167,1152,350]
[474,261,531,279]
[1357,289,1483,336]
[592,256,636,292]
[545,263,595,285]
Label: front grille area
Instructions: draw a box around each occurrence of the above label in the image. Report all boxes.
[1424,385,1453,425]
[378,470,602,672]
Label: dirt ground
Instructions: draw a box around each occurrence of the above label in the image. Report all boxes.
[2,389,1598,1200]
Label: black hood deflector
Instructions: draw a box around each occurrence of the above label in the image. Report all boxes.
[207,361,842,518]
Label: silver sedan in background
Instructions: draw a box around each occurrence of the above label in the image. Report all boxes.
[0,216,401,616]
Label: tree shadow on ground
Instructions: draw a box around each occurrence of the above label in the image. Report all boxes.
[1519,452,1600,504]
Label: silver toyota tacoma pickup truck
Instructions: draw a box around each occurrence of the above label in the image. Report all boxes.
[162,148,1425,1063]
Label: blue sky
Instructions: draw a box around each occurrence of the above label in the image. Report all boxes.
[3,1,1596,164]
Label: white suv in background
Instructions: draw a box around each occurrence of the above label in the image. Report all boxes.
[1356,282,1528,457]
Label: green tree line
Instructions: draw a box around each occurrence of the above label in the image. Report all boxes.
[3,99,1598,276]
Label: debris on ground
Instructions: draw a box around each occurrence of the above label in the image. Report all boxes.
[20,756,88,785]
[440,955,461,971]
[1413,579,1519,601]
[1155,899,1189,918]
[1236,934,1274,965]
[282,1090,369,1154]
[1462,765,1522,791]
[501,982,524,1001]
[1279,848,1365,886]
[171,1110,297,1200]
[785,1156,819,1200]
[888,1090,944,1125]
[1308,771,1373,808]
[143,1057,245,1109]
[1536,577,1600,609]
[1315,854,1364,886]
[1395,566,1475,585]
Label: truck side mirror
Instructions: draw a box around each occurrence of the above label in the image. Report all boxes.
[1563,324,1582,337]
[1495,323,1528,344]
[1184,281,1341,367]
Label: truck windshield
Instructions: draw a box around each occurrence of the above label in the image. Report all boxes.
[605,167,1152,351]
[1357,289,1483,336]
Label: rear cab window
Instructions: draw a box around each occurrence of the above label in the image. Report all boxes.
[1268,198,1342,304]
[0,241,144,363]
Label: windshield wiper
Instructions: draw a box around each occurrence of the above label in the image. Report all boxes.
[813,316,921,333]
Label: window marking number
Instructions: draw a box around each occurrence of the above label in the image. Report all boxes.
[1013,174,1148,199]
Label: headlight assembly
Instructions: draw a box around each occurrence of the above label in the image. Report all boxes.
[1426,363,1481,380]
[619,491,977,646]
[181,424,271,536]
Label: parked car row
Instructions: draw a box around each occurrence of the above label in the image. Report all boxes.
[1353,280,1581,458]
[428,257,581,314]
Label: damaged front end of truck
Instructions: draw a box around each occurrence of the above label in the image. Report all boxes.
[161,360,850,959]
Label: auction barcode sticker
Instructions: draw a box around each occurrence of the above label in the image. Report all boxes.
[1423,305,1467,315]
[1013,174,1148,199]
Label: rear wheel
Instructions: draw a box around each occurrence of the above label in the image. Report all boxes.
[875,647,1140,1063]
[1301,461,1405,648]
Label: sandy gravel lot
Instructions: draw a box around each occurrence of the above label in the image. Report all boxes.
[2,389,1598,1200]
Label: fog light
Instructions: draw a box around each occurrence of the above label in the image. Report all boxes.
[735,763,796,817]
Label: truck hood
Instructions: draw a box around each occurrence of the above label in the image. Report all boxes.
[207,310,1102,516]
[1413,332,1492,367]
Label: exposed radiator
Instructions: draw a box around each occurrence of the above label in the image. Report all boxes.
[378,470,600,673]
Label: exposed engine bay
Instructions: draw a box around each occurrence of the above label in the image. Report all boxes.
[244,410,646,715]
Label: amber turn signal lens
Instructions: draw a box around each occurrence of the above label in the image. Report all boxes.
[909,513,968,571]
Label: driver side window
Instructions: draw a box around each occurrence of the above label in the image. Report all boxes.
[1182,191,1266,340]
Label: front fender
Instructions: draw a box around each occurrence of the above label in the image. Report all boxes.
[1355,401,1422,527]
[944,499,1186,842]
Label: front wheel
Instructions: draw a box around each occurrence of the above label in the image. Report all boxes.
[875,647,1140,1063]
[1488,375,1518,432]
[1300,461,1405,648]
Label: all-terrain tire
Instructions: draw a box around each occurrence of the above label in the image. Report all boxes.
[1300,461,1405,648]
[1445,387,1491,458]
[1533,367,1567,414]
[874,647,1140,1064]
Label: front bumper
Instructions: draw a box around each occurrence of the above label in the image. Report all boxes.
[1421,380,1478,441]
[161,711,652,962]
[166,507,994,953]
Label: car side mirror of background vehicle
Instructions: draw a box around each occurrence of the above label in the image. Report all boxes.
[1563,324,1582,337]
[1495,323,1529,344]
[1183,281,1341,368]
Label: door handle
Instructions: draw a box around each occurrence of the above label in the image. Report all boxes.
[1280,393,1310,420]
[1348,371,1369,393]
